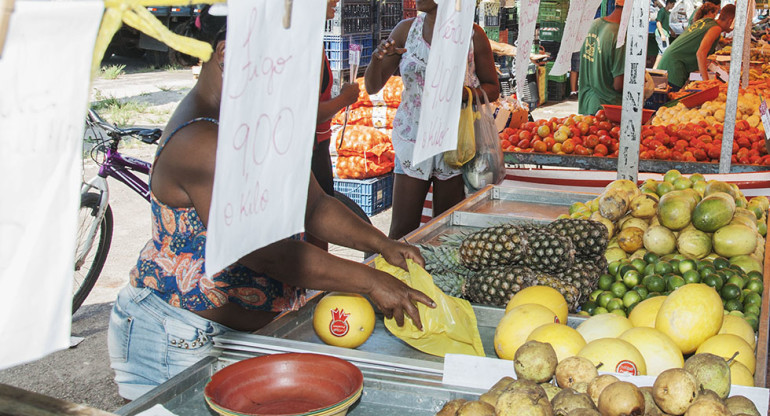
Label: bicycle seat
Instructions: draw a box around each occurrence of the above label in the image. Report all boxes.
[137,129,162,145]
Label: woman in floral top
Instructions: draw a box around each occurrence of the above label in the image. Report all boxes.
[364,0,499,239]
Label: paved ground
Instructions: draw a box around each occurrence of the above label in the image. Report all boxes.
[0,54,576,413]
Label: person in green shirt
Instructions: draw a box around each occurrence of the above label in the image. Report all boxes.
[578,0,625,116]
[653,0,676,69]
[688,0,721,26]
[658,4,735,91]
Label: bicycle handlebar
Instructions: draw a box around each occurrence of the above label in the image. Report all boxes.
[87,109,162,145]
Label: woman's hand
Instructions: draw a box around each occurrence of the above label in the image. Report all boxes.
[379,238,425,271]
[374,39,407,60]
[339,82,360,107]
[368,269,435,330]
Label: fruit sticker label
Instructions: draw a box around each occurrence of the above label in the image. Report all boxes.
[329,308,350,337]
[615,360,639,376]
[553,316,560,324]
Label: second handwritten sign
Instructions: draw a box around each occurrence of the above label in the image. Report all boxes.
[206,0,326,277]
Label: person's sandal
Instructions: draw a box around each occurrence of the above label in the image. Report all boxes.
[569,91,578,100]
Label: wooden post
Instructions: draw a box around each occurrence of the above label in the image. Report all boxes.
[0,0,15,59]
[283,0,293,29]
[617,0,650,182]
[720,0,750,173]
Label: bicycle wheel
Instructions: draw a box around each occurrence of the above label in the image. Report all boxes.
[73,192,113,313]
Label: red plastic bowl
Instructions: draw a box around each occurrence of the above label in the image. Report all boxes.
[204,353,363,416]
[601,104,655,125]
[679,86,720,108]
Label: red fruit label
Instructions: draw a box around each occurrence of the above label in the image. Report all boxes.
[615,360,639,376]
[328,308,350,337]
[554,316,560,324]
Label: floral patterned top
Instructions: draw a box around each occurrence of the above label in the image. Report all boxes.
[391,13,481,181]
[130,118,307,312]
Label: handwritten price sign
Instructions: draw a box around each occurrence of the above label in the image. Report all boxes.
[412,0,476,164]
[515,0,540,102]
[549,0,603,76]
[206,0,326,277]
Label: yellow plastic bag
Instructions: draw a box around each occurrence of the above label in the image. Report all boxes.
[375,257,485,357]
[444,87,478,168]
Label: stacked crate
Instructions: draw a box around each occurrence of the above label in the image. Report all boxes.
[325,0,375,97]
[377,0,403,40]
[478,0,501,42]
[545,61,568,102]
[536,0,568,59]
[500,6,517,45]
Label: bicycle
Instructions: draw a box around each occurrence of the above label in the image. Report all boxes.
[75,110,372,314]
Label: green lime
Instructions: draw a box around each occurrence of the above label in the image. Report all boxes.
[578,310,591,317]
[703,275,720,290]
[582,300,598,315]
[744,304,761,317]
[745,315,759,332]
[713,257,730,270]
[655,261,673,275]
[597,291,614,308]
[656,181,675,196]
[610,308,627,317]
[690,173,706,183]
[611,281,628,298]
[672,254,687,261]
[712,275,725,292]
[727,275,746,290]
[590,289,604,303]
[721,269,737,279]
[666,275,686,292]
[744,292,762,307]
[683,270,701,284]
[724,299,744,312]
[678,259,697,274]
[663,169,682,184]
[668,260,680,273]
[623,270,641,288]
[643,252,659,264]
[746,278,763,294]
[598,274,615,291]
[631,259,647,272]
[623,291,642,308]
[674,177,693,190]
[645,275,666,293]
[729,263,745,273]
[647,291,663,299]
[643,263,657,277]
[634,285,649,300]
[606,298,624,312]
[619,265,636,280]
[747,270,763,281]
[608,261,623,276]
[699,266,716,279]
[720,283,741,300]
[592,306,609,315]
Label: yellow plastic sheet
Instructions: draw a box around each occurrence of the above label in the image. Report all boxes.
[444,86,478,168]
[93,0,225,76]
[375,257,485,358]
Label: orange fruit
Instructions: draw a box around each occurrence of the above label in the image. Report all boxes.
[313,292,375,348]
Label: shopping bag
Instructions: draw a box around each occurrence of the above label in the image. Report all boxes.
[444,87,478,168]
[462,88,506,193]
[375,257,485,358]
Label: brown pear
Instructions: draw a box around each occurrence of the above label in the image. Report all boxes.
[587,374,619,406]
[556,356,599,389]
[479,376,515,407]
[456,400,496,416]
[552,388,596,416]
[639,386,668,416]
[724,395,761,416]
[515,341,558,383]
[597,381,645,416]
[568,409,601,416]
[436,398,467,416]
[684,397,730,416]
[652,368,698,415]
[683,353,731,399]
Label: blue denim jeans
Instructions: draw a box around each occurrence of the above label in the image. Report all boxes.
[108,285,233,400]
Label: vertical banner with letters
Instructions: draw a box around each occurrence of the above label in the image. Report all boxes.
[412,0,476,165]
[617,0,635,48]
[515,0,540,102]
[206,0,326,276]
[0,2,103,369]
[549,0,604,76]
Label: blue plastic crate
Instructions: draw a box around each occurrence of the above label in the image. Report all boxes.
[333,174,394,216]
[325,0,373,36]
[324,34,374,71]
[644,88,670,111]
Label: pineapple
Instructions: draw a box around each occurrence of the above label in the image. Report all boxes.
[464,265,535,306]
[419,244,473,298]
[547,218,609,260]
[458,224,528,270]
[523,231,576,273]
[557,259,603,304]
[528,272,582,312]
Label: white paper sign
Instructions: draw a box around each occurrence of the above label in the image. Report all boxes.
[617,0,635,47]
[759,97,770,150]
[206,0,325,276]
[742,0,755,88]
[515,0,541,102]
[0,2,102,370]
[550,0,604,76]
[412,0,476,165]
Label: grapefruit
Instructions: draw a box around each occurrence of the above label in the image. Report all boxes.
[713,224,757,257]
[730,361,755,387]
[657,194,694,230]
[696,334,756,375]
[718,314,756,349]
[676,228,712,259]
[619,327,684,376]
[576,313,633,344]
[691,192,736,232]
[494,303,558,360]
[527,323,586,363]
[643,225,677,255]
[628,296,667,328]
[655,284,723,354]
[312,292,375,349]
[577,338,647,376]
[704,180,737,199]
[505,285,568,324]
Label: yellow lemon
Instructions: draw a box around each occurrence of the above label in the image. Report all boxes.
[628,296,667,328]
[655,284,723,354]
[718,314,756,350]
[729,360,755,387]
[494,303,558,360]
[576,313,633,344]
[527,323,586,363]
[696,334,756,375]
[505,286,568,324]
[619,327,684,376]
[577,338,647,376]
[313,292,375,349]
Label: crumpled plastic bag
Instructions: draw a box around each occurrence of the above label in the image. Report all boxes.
[375,257,485,358]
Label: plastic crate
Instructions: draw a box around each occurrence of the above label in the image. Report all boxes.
[325,0,373,36]
[500,7,517,30]
[547,80,568,101]
[540,40,560,57]
[483,26,500,42]
[539,21,564,42]
[507,29,517,45]
[545,61,568,82]
[324,34,374,71]
[333,174,394,216]
[478,1,501,27]
[379,1,403,33]
[537,0,569,23]
[499,73,514,97]
[644,87,671,111]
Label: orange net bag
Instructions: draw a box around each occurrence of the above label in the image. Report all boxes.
[351,76,404,109]
[332,106,398,129]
